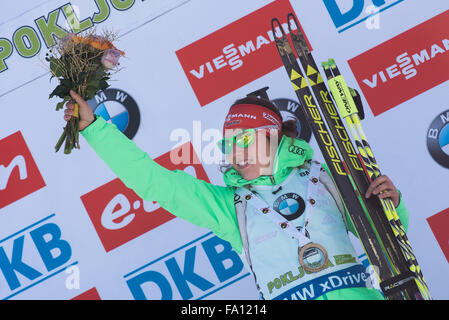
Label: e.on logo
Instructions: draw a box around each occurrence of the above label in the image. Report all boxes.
[427,207,449,265]
[71,287,101,300]
[348,9,449,116]
[176,0,311,107]
[0,131,46,210]
[80,142,211,252]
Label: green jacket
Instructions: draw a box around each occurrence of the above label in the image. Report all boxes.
[81,115,409,300]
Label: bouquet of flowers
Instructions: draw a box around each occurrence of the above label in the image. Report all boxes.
[45,28,125,154]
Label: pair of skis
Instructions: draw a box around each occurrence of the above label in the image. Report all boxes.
[271,13,430,300]
[324,59,430,299]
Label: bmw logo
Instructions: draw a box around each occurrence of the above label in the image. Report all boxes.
[87,88,140,139]
[273,193,306,221]
[272,98,312,142]
[427,110,449,169]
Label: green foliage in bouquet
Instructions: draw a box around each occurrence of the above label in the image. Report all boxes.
[45,28,125,154]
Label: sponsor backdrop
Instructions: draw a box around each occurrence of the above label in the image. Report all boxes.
[0,0,448,300]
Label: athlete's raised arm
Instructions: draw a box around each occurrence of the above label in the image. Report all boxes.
[64,90,243,252]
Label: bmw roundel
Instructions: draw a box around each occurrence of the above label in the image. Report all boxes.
[87,88,140,139]
[427,110,449,169]
[273,192,306,221]
[272,98,312,143]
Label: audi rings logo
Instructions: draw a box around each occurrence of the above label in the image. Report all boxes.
[272,98,312,142]
[87,88,140,140]
[427,109,449,169]
[288,145,305,156]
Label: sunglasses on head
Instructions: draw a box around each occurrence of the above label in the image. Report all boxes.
[217,125,279,155]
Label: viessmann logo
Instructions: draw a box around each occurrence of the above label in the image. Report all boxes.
[360,41,449,88]
[175,0,310,107]
[0,131,46,210]
[80,142,211,252]
[225,113,257,122]
[348,9,449,116]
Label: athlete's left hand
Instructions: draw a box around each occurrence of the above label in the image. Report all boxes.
[365,175,400,207]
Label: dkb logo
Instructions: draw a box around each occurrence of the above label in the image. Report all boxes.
[124,233,251,300]
[323,0,405,33]
[0,214,75,299]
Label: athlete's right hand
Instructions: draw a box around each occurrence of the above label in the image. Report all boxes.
[64,90,96,131]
